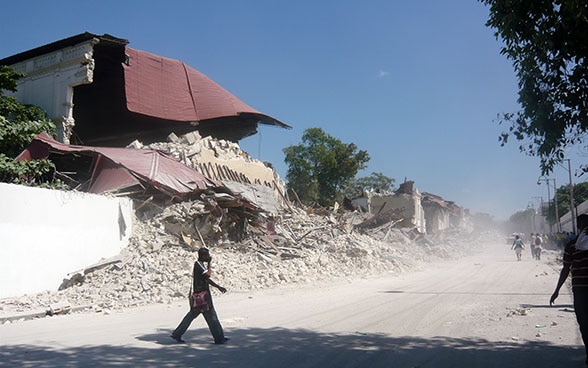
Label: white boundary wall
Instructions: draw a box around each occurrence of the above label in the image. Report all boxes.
[560,199,588,233]
[0,183,132,299]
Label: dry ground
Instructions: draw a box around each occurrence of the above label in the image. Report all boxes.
[1,239,585,368]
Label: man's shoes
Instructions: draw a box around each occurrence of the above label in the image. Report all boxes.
[170,335,185,343]
[215,337,230,344]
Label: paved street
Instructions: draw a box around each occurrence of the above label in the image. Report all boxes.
[1,242,585,367]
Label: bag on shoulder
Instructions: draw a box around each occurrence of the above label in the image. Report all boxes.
[188,262,211,312]
[535,237,542,246]
[189,290,210,312]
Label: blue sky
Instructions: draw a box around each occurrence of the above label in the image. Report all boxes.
[1,0,585,221]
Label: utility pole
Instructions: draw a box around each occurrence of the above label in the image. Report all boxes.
[564,159,577,234]
[538,177,560,233]
[538,178,552,233]
[554,177,561,232]
[532,196,544,233]
[527,201,535,233]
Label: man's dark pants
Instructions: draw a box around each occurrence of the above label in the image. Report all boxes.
[574,289,588,366]
[172,303,225,343]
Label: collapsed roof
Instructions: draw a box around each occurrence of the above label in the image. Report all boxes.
[0,32,290,146]
[422,192,461,215]
[17,132,223,198]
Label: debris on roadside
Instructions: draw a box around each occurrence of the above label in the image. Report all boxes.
[0,198,477,322]
[507,307,530,317]
[1,132,481,322]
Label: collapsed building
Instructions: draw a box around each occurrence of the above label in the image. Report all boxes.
[1,31,469,238]
[421,192,469,234]
[0,32,291,146]
[0,32,294,299]
[0,33,475,313]
[1,31,293,242]
[351,181,471,235]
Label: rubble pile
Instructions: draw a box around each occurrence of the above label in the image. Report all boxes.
[143,132,250,164]
[0,197,479,319]
[138,132,286,193]
[0,134,483,321]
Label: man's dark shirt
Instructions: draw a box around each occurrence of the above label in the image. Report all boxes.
[193,261,210,292]
[563,241,588,291]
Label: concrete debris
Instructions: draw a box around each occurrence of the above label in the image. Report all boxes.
[0,193,484,322]
[140,133,289,215]
[507,307,531,317]
[48,301,72,316]
[0,133,486,322]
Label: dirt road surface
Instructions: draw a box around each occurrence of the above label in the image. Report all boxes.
[1,240,586,367]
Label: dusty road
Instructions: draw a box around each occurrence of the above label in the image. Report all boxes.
[1,240,586,367]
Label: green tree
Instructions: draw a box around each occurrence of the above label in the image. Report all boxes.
[343,172,395,198]
[544,181,588,223]
[283,127,370,207]
[0,65,63,187]
[480,0,588,175]
[508,207,536,234]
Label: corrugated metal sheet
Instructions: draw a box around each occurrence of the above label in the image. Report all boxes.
[17,132,222,196]
[123,48,290,128]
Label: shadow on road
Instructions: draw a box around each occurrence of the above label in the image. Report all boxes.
[381,290,560,296]
[519,304,575,310]
[1,327,584,368]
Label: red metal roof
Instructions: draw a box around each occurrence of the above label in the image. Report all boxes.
[17,132,222,196]
[123,48,290,128]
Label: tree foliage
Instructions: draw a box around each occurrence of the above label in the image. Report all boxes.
[343,172,395,198]
[480,0,588,175]
[509,207,536,234]
[0,65,65,188]
[543,181,588,223]
[283,128,370,207]
[0,65,20,93]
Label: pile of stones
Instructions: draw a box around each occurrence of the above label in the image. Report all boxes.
[0,133,488,321]
[0,199,483,321]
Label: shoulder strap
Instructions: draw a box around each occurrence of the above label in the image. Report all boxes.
[189,261,198,295]
[196,261,207,273]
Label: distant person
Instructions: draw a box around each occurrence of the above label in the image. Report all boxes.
[171,247,229,345]
[542,233,550,249]
[511,235,525,261]
[529,233,537,259]
[534,234,543,260]
[550,214,588,366]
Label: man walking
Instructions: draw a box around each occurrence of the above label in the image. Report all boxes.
[550,214,588,366]
[171,247,229,345]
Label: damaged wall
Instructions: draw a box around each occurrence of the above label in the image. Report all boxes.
[423,204,450,234]
[421,193,451,234]
[0,183,133,298]
[2,37,98,143]
[351,185,426,233]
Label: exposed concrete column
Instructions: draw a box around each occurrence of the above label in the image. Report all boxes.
[6,39,97,143]
[411,188,425,233]
[58,84,77,144]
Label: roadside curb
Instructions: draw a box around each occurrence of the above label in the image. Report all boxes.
[0,304,94,324]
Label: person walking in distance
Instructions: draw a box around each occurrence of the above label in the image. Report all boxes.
[534,233,543,260]
[171,247,229,344]
[550,214,588,366]
[511,235,525,261]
